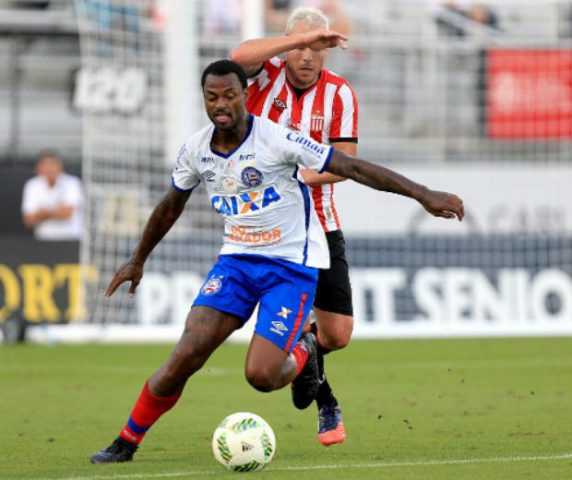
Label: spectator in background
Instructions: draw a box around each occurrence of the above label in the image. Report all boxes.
[21,150,84,241]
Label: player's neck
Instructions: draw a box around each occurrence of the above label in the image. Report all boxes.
[211,115,250,154]
[285,69,321,92]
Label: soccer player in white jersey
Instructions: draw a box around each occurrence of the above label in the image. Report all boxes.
[90,60,464,464]
[230,6,357,445]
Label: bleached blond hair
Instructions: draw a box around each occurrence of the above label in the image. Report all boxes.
[285,6,329,34]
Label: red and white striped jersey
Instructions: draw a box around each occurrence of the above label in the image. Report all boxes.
[246,57,359,232]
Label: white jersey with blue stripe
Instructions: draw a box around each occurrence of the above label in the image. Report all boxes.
[172,115,333,269]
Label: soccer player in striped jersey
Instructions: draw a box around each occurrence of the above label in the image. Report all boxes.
[90,60,463,464]
[230,6,358,446]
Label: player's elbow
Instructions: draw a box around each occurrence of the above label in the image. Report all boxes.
[228,44,260,74]
[228,48,248,69]
[228,49,240,64]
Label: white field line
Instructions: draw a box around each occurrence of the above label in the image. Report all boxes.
[33,453,572,480]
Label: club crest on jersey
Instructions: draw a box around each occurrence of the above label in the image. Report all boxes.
[241,166,264,187]
[310,114,325,132]
[211,185,281,216]
[201,275,223,295]
[273,97,287,112]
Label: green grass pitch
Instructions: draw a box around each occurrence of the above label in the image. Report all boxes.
[1,337,571,479]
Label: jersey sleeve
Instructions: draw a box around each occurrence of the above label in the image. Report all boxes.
[171,139,201,192]
[329,81,359,143]
[270,121,334,173]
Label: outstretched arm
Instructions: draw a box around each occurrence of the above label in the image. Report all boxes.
[229,29,348,76]
[325,150,464,220]
[105,187,192,297]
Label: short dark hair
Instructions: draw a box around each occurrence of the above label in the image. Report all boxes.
[201,59,247,90]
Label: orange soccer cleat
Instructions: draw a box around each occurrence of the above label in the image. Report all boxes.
[317,404,346,446]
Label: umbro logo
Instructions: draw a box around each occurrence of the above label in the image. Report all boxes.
[271,320,288,331]
[273,98,287,111]
[270,320,289,337]
[203,170,216,182]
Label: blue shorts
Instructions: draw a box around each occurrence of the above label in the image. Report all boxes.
[193,254,318,352]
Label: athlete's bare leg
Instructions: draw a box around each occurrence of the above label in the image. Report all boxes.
[245,333,297,392]
[148,306,242,397]
[313,308,353,351]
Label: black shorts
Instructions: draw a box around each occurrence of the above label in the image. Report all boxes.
[313,230,353,316]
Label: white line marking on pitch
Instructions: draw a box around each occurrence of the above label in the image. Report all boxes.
[33,453,572,480]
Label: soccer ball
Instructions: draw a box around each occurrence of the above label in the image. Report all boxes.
[212,412,276,472]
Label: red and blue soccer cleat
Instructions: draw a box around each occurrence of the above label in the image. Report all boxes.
[317,404,346,446]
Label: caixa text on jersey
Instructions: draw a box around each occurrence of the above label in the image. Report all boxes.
[211,186,282,215]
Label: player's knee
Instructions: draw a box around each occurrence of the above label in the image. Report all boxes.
[322,334,350,351]
[319,320,353,350]
[244,366,275,393]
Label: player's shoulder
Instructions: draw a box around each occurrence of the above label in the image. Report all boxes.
[253,114,290,138]
[187,123,213,146]
[263,57,286,80]
[266,56,285,71]
[171,125,210,170]
[250,57,284,80]
[321,69,356,90]
[179,124,213,158]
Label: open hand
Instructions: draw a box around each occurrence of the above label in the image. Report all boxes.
[105,260,144,298]
[303,29,348,51]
